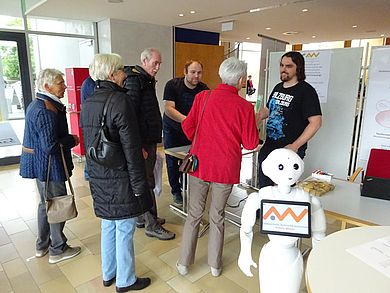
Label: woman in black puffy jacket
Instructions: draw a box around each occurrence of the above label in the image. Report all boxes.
[80,53,152,292]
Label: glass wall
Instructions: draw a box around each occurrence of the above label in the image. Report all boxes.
[0,0,24,30]
[0,0,96,164]
[239,42,262,102]
[28,16,94,36]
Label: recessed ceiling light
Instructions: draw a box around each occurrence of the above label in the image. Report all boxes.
[312,35,316,38]
[282,31,299,35]
[246,37,251,40]
[265,27,271,30]
[250,8,261,13]
[352,25,358,28]
[302,8,308,12]
[178,13,184,17]
[380,34,385,37]
[190,10,196,14]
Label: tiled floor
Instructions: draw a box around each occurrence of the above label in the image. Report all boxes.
[0,151,341,292]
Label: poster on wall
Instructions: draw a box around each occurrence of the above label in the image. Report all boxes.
[358,46,390,163]
[302,50,332,103]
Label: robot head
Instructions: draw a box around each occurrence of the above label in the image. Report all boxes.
[262,148,304,186]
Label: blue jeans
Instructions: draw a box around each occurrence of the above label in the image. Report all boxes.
[101,218,137,287]
[163,125,190,195]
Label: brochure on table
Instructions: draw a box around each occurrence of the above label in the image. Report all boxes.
[346,236,390,279]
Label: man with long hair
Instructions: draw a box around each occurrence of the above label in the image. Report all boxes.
[257,51,322,188]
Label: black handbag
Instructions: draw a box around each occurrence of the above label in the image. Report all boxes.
[179,90,211,174]
[87,93,126,170]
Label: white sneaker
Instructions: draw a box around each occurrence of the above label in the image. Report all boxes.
[35,248,49,258]
[176,261,188,276]
[210,266,222,277]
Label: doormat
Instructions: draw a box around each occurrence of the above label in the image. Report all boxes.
[0,122,21,147]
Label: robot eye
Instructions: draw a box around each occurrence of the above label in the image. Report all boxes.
[278,164,284,170]
[293,163,299,170]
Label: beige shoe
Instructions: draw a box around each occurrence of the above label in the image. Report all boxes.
[210,266,222,277]
[48,246,81,264]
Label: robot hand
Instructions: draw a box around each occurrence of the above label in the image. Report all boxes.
[238,251,258,277]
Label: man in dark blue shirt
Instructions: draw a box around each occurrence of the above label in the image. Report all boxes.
[163,60,208,205]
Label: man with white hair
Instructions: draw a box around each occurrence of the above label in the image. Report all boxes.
[20,68,81,264]
[124,48,175,241]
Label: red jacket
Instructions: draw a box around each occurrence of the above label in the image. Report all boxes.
[182,84,259,184]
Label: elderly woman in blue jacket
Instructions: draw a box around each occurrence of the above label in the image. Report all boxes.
[19,68,81,264]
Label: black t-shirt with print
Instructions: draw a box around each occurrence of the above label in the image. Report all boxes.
[265,81,321,152]
[163,77,208,131]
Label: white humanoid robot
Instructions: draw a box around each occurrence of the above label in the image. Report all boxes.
[238,148,326,293]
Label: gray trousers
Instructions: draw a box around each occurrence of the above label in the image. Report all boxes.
[178,176,233,269]
[137,144,159,231]
[36,179,68,256]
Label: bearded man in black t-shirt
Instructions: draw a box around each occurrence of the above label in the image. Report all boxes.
[163,60,208,204]
[256,51,322,188]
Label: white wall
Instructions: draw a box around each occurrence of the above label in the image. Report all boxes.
[97,19,112,53]
[98,18,173,113]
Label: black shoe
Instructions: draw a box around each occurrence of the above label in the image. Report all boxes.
[172,193,183,205]
[136,217,166,229]
[103,276,116,287]
[116,277,151,292]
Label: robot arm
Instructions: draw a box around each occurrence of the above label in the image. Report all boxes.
[310,196,326,247]
[238,192,260,277]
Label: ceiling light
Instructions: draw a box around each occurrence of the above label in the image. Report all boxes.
[312,35,316,38]
[302,8,308,12]
[190,10,196,14]
[250,8,261,13]
[352,25,358,28]
[282,31,299,35]
[265,27,271,30]
[246,37,251,40]
[380,34,385,37]
[178,13,184,17]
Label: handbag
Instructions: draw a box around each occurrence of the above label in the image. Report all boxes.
[179,90,211,174]
[46,145,78,224]
[87,93,126,170]
[179,153,198,173]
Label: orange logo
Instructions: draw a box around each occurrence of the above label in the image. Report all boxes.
[302,52,320,58]
[263,207,308,222]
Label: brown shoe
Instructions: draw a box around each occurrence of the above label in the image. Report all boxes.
[145,226,175,240]
[48,246,81,264]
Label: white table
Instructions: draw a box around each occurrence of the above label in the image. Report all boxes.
[164,145,258,229]
[306,226,390,293]
[319,179,390,228]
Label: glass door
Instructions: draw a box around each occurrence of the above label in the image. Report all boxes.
[0,31,32,165]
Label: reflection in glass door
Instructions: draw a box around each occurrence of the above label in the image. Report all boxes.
[0,32,32,165]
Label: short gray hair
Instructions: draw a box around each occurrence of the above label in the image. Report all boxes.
[36,68,64,92]
[218,57,247,86]
[89,53,124,81]
[140,48,160,63]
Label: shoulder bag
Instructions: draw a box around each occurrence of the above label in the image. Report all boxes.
[46,145,78,224]
[179,90,211,173]
[87,92,126,170]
